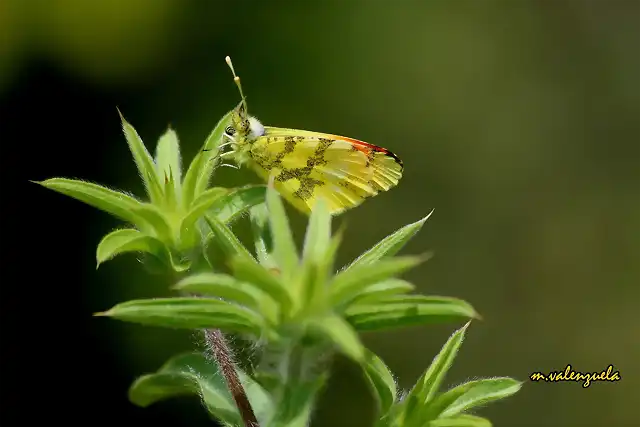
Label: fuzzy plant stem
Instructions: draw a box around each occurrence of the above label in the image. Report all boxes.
[183,263,259,427]
[204,328,259,427]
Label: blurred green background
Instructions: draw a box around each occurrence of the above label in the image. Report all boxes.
[3,0,639,426]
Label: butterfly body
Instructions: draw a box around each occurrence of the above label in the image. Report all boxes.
[221,58,403,216]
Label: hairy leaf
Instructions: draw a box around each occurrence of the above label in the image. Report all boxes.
[96,228,166,268]
[97,297,266,336]
[204,214,255,263]
[180,187,228,248]
[309,314,365,362]
[437,378,522,418]
[427,415,492,427]
[182,111,232,208]
[330,256,426,307]
[173,273,263,312]
[132,204,174,242]
[348,279,416,306]
[346,296,478,332]
[129,352,271,426]
[154,127,182,198]
[230,256,293,314]
[35,178,142,224]
[213,185,267,224]
[362,349,397,415]
[119,110,164,204]
[266,177,298,280]
[403,323,470,425]
[346,211,433,270]
[250,203,277,268]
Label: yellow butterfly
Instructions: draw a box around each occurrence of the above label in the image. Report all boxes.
[219,56,403,216]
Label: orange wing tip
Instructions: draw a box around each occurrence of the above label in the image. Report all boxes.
[339,135,403,169]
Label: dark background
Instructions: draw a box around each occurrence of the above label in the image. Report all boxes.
[2,1,638,426]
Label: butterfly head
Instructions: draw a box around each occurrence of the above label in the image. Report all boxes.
[227,101,250,137]
[224,56,265,142]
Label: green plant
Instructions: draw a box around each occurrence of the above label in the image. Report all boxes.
[35,110,521,427]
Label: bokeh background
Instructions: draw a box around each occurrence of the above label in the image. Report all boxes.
[2,0,639,426]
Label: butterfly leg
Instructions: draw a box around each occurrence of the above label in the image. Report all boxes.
[217,163,240,170]
[212,140,240,169]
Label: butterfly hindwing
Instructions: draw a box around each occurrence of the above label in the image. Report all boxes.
[246,127,403,215]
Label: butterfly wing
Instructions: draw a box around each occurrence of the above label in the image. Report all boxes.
[246,127,403,215]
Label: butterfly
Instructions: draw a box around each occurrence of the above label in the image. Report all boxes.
[218,56,403,216]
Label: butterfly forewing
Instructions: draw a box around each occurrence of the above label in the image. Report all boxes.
[246,127,403,215]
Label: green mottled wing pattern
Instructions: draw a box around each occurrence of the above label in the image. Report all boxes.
[246,127,403,215]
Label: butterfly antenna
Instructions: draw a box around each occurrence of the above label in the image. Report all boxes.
[225,56,248,113]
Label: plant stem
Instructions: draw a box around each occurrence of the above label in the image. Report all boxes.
[204,328,259,427]
[182,254,259,427]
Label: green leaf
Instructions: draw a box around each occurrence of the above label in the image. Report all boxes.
[118,110,164,204]
[137,250,191,275]
[345,296,478,332]
[299,198,333,307]
[230,256,293,314]
[247,204,281,323]
[35,178,143,224]
[308,314,365,362]
[97,297,266,336]
[213,185,267,224]
[204,214,255,263]
[346,211,433,271]
[427,415,492,427]
[167,253,193,273]
[96,228,166,268]
[130,361,240,426]
[129,352,272,427]
[250,203,277,268]
[182,111,232,208]
[349,279,415,306]
[436,378,522,418]
[362,349,397,415]
[179,187,228,248]
[302,198,331,264]
[162,169,178,210]
[195,113,233,198]
[129,354,238,424]
[330,256,427,308]
[296,228,343,315]
[374,404,404,427]
[267,375,327,427]
[154,127,182,199]
[173,273,263,313]
[323,223,345,275]
[266,178,299,280]
[237,370,274,426]
[404,323,470,425]
[132,204,174,242]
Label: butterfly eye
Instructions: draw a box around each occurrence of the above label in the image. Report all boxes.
[225,126,236,136]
